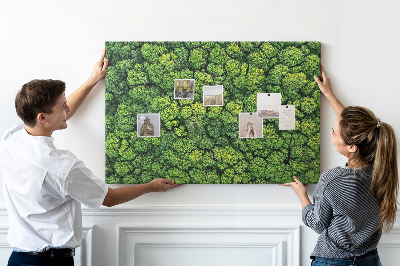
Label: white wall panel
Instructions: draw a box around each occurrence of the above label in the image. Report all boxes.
[118,225,299,266]
[75,226,95,266]
[134,244,277,266]
[0,226,13,266]
[0,224,93,266]
[1,208,400,265]
[378,228,400,265]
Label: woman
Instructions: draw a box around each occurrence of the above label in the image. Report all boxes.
[282,66,398,265]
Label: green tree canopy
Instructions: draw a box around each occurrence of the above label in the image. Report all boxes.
[105,41,321,184]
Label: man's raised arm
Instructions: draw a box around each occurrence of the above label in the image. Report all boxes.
[67,50,108,120]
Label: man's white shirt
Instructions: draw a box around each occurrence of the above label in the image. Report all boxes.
[0,124,108,251]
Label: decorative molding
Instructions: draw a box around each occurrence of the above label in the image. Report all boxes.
[1,205,303,218]
[379,227,400,247]
[2,205,400,218]
[3,205,400,220]
[75,225,95,266]
[134,243,281,266]
[0,225,11,248]
[0,207,7,217]
[118,225,300,266]
[0,226,12,266]
[82,205,304,217]
[0,224,94,266]
[377,227,400,264]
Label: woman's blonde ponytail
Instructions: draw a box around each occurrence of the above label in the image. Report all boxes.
[340,107,398,232]
[371,122,398,232]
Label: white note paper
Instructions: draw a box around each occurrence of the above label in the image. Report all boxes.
[279,105,295,130]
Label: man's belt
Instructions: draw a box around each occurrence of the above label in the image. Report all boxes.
[23,248,75,258]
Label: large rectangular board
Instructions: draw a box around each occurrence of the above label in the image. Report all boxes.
[105,41,320,184]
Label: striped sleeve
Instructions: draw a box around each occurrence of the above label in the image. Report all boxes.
[303,165,381,258]
[302,182,333,234]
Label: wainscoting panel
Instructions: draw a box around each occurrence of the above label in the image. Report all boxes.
[0,224,93,266]
[378,227,400,265]
[75,225,95,266]
[0,226,13,266]
[1,207,400,265]
[118,225,300,266]
[134,244,277,266]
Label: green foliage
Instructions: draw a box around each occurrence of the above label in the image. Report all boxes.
[189,48,207,69]
[226,42,244,59]
[127,64,148,86]
[278,46,305,67]
[105,41,321,184]
[268,64,290,85]
[209,47,229,65]
[260,42,278,59]
[141,43,167,63]
[301,54,321,77]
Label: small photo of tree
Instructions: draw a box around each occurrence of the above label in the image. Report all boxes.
[174,79,195,99]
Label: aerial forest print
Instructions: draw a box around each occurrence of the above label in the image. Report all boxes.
[105,41,321,184]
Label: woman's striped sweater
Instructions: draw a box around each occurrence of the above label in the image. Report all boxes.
[302,165,381,258]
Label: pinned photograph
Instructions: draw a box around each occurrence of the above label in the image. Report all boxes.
[174,79,195,100]
[257,93,281,119]
[203,85,224,106]
[239,113,263,138]
[137,113,160,137]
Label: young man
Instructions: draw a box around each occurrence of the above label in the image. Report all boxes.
[0,50,180,266]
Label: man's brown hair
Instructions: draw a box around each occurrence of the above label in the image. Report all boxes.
[15,79,66,127]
